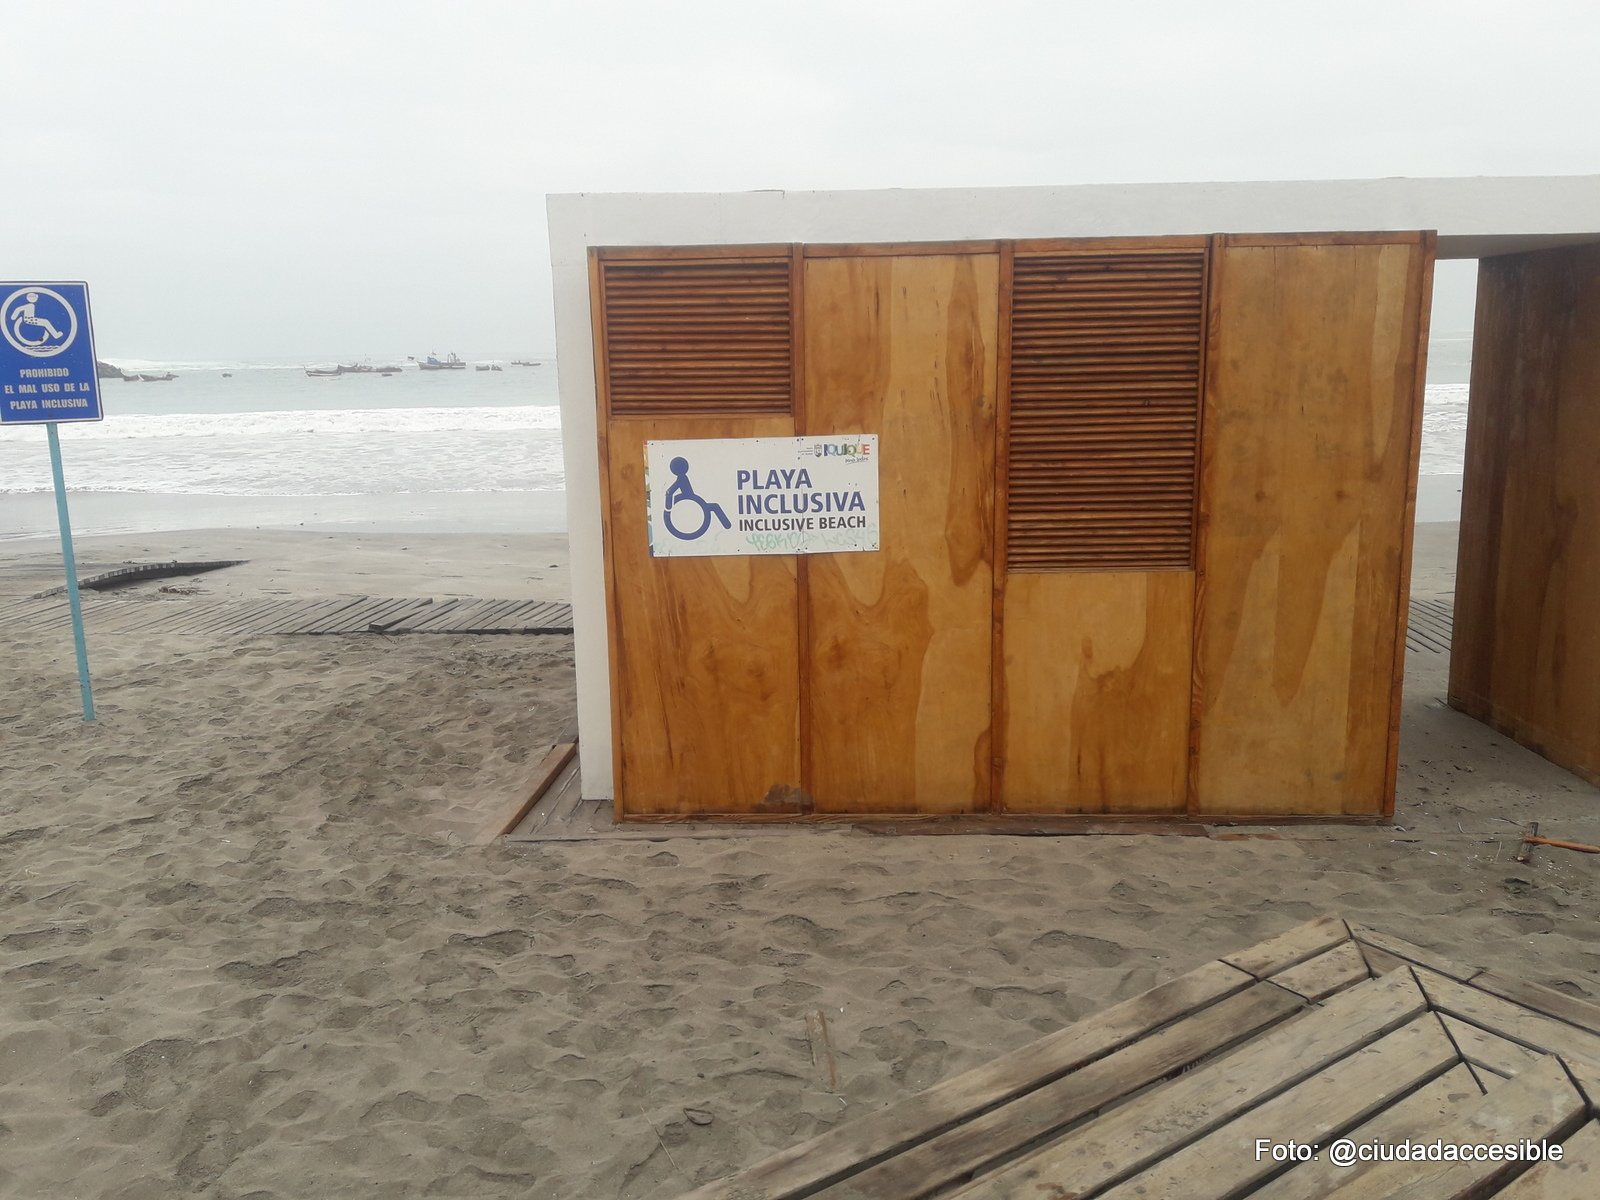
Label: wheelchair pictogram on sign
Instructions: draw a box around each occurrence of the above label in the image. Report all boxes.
[2,287,78,357]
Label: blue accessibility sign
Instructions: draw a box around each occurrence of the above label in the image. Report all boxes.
[0,281,103,424]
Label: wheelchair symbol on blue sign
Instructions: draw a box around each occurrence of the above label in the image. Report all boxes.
[662,456,731,541]
[2,287,78,357]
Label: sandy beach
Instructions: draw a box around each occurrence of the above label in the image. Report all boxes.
[3,525,1599,1197]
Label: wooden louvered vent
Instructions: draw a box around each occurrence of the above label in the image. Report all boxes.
[1007,248,1207,570]
[601,257,793,416]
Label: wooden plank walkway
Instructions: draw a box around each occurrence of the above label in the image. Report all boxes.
[0,594,572,638]
[677,916,1600,1199]
[1407,595,1455,655]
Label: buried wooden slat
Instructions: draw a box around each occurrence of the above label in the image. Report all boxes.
[309,597,400,633]
[1416,969,1600,1067]
[306,597,392,632]
[675,959,1257,1200]
[259,597,364,634]
[1252,1064,1493,1200]
[84,603,175,634]
[204,600,299,635]
[1271,940,1372,1002]
[224,599,309,635]
[1318,1057,1586,1199]
[371,599,430,630]
[441,601,498,632]
[431,600,496,631]
[387,600,462,632]
[1439,1014,1550,1081]
[476,735,580,843]
[366,600,435,632]
[1094,1016,1457,1200]
[1348,924,1484,983]
[3,601,72,630]
[1494,1120,1600,1198]
[507,752,582,839]
[133,608,225,636]
[132,602,226,634]
[1471,973,1600,1037]
[950,971,1429,1199]
[816,984,1305,1199]
[1221,914,1351,979]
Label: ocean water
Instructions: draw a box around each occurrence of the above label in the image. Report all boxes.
[0,346,1473,539]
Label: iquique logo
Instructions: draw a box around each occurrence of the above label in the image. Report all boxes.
[807,441,872,461]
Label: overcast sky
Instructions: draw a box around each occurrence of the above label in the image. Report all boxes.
[4,1,1596,360]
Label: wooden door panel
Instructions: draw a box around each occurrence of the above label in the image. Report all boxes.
[606,417,801,816]
[802,254,999,813]
[1001,571,1194,812]
[1194,236,1430,816]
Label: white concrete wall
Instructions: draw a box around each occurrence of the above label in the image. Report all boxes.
[548,174,1600,798]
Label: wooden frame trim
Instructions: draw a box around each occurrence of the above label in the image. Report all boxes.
[990,242,1016,813]
[1182,235,1220,817]
[1012,234,1211,254]
[588,248,630,819]
[1221,231,1428,248]
[792,245,814,806]
[1383,231,1438,819]
[1187,235,1230,816]
[614,809,1392,827]
[593,243,793,261]
[802,240,1002,258]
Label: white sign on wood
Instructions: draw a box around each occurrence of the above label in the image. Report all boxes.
[645,435,880,557]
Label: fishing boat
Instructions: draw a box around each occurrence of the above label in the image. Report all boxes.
[412,352,466,371]
[510,359,540,367]
[138,372,177,382]
[305,367,341,377]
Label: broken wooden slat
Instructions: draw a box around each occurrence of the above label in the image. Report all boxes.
[1465,972,1600,1036]
[1348,924,1484,983]
[1439,1013,1549,1081]
[1417,969,1600,1067]
[1221,914,1351,979]
[950,971,1429,1199]
[1093,1016,1457,1200]
[676,958,1258,1200]
[1271,940,1372,1002]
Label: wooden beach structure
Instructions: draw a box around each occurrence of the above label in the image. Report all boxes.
[675,915,1600,1199]
[547,177,1600,824]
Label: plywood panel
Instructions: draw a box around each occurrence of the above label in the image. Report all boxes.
[1451,244,1600,785]
[802,254,998,813]
[1194,235,1430,816]
[1001,571,1193,813]
[605,417,801,816]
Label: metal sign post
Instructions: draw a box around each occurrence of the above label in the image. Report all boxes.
[0,281,105,722]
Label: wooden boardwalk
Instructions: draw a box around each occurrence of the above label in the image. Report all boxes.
[1406,595,1455,656]
[0,594,572,638]
[680,915,1600,1199]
